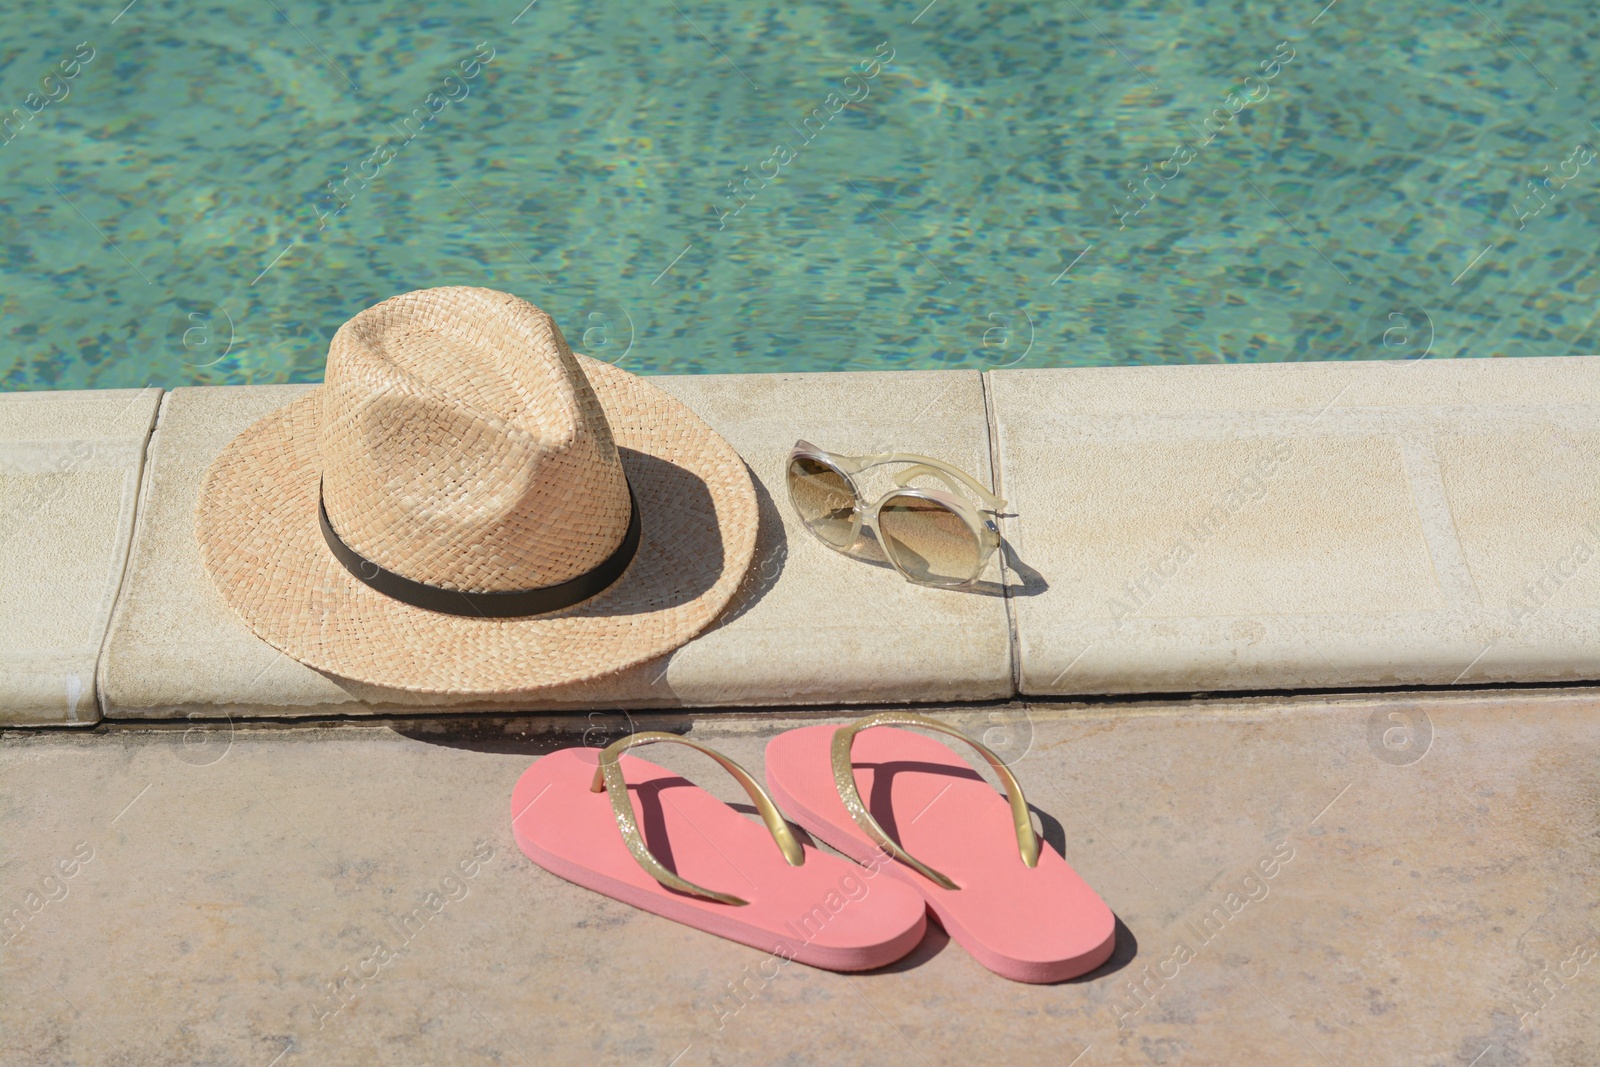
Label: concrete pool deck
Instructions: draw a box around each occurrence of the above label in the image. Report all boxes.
[3,360,1599,1064]
[3,356,1599,724]
[2,691,1596,1065]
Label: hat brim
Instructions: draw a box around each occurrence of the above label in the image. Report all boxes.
[194,358,758,694]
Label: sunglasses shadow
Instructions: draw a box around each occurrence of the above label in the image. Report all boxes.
[837,528,1048,599]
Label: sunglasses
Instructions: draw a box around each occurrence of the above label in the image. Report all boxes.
[786,439,1008,587]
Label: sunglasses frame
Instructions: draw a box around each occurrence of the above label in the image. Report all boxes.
[786,439,1009,587]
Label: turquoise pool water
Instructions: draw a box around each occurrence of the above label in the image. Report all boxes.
[2,1,1597,389]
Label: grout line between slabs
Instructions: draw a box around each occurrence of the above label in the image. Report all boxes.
[88,387,165,727]
[980,370,1023,697]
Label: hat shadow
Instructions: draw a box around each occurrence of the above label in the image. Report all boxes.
[701,459,786,631]
[563,450,786,622]
[599,448,726,617]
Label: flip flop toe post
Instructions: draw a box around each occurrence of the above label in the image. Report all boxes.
[512,733,927,972]
[765,714,1117,983]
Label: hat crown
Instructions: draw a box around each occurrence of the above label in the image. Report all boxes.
[319,288,631,593]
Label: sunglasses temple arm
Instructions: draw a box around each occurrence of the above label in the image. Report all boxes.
[887,464,981,504]
[805,443,1008,510]
[874,453,1008,511]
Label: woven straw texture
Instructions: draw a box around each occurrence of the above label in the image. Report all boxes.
[194,287,757,694]
[322,287,634,591]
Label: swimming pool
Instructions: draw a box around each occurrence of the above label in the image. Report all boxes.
[2,0,1596,389]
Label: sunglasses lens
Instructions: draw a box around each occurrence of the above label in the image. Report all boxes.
[787,457,858,547]
[878,493,982,585]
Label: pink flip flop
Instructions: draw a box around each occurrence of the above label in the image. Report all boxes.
[764,712,1116,983]
[511,732,928,972]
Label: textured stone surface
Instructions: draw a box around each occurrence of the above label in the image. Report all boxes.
[992,356,1600,696]
[2,691,1595,1065]
[100,371,1011,717]
[0,388,161,725]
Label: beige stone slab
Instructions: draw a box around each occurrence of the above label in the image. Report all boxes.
[2,690,1595,1065]
[1024,353,1600,415]
[100,371,1011,717]
[992,357,1600,695]
[0,388,162,725]
[1434,426,1600,611]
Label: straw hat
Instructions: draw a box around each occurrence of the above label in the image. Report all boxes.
[194,286,757,693]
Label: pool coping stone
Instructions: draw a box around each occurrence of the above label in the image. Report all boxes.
[2,356,1597,724]
[0,387,162,725]
[93,370,1012,721]
[989,356,1600,697]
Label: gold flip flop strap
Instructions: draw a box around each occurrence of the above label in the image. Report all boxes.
[830,711,1040,891]
[590,732,805,907]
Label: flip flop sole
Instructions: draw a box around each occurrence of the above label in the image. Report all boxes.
[766,725,1116,983]
[512,748,928,972]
